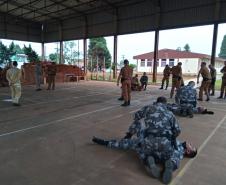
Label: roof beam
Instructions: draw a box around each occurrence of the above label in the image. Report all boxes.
[6,0,42,14]
[31,0,98,21]
[48,0,86,17]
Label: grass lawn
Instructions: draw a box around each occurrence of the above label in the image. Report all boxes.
[215,80,222,90]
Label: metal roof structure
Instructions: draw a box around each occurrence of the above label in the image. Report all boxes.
[0,0,226,43]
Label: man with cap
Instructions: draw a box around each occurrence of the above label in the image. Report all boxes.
[160,64,171,90]
[197,62,211,101]
[117,59,133,106]
[170,62,182,98]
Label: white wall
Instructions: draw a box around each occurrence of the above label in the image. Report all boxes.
[137,58,200,75]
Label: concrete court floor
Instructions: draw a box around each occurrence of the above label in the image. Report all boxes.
[0,81,226,185]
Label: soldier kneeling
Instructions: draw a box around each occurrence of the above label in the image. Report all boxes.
[92,97,197,184]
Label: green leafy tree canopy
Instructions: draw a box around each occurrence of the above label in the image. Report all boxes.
[88,37,112,70]
[0,41,16,65]
[219,35,226,59]
[23,44,39,62]
[183,44,191,52]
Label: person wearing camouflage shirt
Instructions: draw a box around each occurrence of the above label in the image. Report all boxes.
[92,97,197,184]
[168,81,214,117]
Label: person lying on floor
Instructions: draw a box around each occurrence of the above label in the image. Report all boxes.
[168,81,214,118]
[92,96,197,184]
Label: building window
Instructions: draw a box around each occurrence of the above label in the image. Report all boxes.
[140,61,145,67]
[161,59,166,67]
[169,59,174,67]
[147,61,152,67]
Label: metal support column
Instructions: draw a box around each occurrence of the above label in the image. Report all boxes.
[59,22,63,64]
[153,30,159,83]
[113,35,118,79]
[83,38,87,74]
[211,23,218,66]
[59,41,63,64]
[41,42,45,61]
[152,0,161,83]
[211,0,221,66]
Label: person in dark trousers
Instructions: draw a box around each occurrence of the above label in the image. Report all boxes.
[47,62,57,90]
[218,61,226,99]
[208,64,216,96]
[160,65,171,90]
[117,59,133,106]
[140,72,148,90]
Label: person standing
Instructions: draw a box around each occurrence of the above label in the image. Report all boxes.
[117,59,133,106]
[208,64,216,96]
[160,64,171,90]
[6,61,22,106]
[47,62,57,90]
[197,62,211,101]
[35,61,43,91]
[140,72,148,90]
[170,62,182,98]
[218,61,226,99]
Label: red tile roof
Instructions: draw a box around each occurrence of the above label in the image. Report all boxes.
[133,49,211,60]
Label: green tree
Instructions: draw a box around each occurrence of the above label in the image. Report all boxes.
[219,35,226,59]
[183,44,191,52]
[63,41,78,65]
[49,53,58,62]
[14,43,24,54]
[23,44,39,62]
[0,41,16,65]
[88,37,111,71]
[176,47,181,51]
[129,64,137,70]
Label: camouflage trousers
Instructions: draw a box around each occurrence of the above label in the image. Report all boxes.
[107,137,184,170]
[167,103,207,116]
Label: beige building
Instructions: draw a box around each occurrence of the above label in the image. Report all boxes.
[133,49,225,75]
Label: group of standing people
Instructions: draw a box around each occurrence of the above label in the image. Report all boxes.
[5,61,57,106]
[159,61,222,102]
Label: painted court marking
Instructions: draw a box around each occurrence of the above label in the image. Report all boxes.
[0,105,118,138]
[0,95,154,138]
[170,115,226,185]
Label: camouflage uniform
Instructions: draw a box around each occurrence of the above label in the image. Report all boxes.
[175,84,197,107]
[197,66,211,100]
[47,63,57,90]
[160,66,171,89]
[170,65,182,98]
[209,66,216,95]
[119,65,133,102]
[107,103,183,169]
[219,66,226,98]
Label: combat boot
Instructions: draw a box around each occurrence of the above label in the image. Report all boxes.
[187,109,194,118]
[145,156,161,178]
[121,101,129,106]
[128,100,130,105]
[118,97,124,101]
[162,159,174,184]
[92,137,109,146]
[159,86,163,89]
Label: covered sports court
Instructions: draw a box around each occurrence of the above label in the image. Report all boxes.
[0,82,226,185]
[1,0,226,185]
